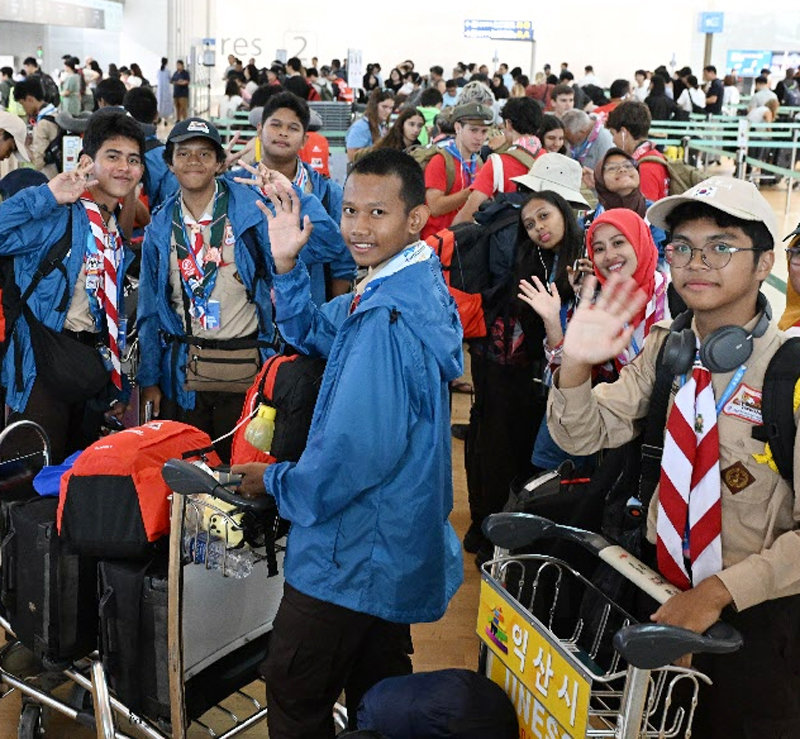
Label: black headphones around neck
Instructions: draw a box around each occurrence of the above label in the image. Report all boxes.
[662,292,772,374]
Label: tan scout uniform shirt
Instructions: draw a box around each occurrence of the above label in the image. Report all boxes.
[547,319,800,612]
[168,193,257,341]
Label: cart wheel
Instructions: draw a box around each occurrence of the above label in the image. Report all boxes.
[17,702,44,739]
[67,681,94,712]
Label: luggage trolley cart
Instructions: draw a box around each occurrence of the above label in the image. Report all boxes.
[0,448,286,738]
[477,513,742,739]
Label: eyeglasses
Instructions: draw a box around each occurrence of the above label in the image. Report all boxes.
[602,162,636,174]
[665,242,761,269]
[786,246,800,265]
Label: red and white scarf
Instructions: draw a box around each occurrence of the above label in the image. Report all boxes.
[656,361,722,589]
[81,197,122,390]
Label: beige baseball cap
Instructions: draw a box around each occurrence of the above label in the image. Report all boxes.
[511,152,589,208]
[0,112,30,162]
[647,175,778,248]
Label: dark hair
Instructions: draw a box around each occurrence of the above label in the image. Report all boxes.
[664,201,774,252]
[609,79,630,99]
[64,57,77,71]
[501,96,543,135]
[175,60,184,68]
[537,114,567,153]
[723,75,737,87]
[585,65,594,72]
[510,66,522,79]
[83,109,145,159]
[635,69,647,77]
[559,70,574,82]
[687,75,699,89]
[648,75,667,97]
[704,65,717,74]
[286,57,302,73]
[107,63,119,78]
[552,83,573,99]
[348,148,425,212]
[123,86,158,123]
[94,77,126,106]
[375,107,424,151]
[261,91,310,130]
[0,66,12,78]
[251,84,283,108]
[419,88,443,107]
[130,63,144,79]
[22,57,39,68]
[307,67,319,78]
[430,65,443,77]
[160,57,168,71]
[755,75,769,85]
[445,78,457,89]
[364,88,395,141]
[224,78,240,97]
[516,190,583,299]
[244,63,259,81]
[90,60,102,76]
[13,77,44,102]
[607,100,651,139]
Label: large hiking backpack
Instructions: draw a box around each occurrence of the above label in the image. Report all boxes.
[424,193,527,338]
[784,81,800,107]
[230,353,326,465]
[639,154,706,195]
[58,421,221,558]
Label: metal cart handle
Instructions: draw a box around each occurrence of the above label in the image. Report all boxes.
[612,621,743,670]
[161,458,274,513]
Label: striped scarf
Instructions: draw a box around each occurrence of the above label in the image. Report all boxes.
[656,361,722,589]
[81,197,122,390]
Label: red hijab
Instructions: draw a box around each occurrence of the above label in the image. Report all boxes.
[586,208,658,326]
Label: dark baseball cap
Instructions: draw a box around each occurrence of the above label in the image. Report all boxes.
[167,117,223,151]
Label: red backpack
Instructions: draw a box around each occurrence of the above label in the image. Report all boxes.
[57,421,220,558]
[230,354,326,465]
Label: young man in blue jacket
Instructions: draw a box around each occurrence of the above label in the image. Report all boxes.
[0,110,144,462]
[137,117,352,461]
[232,149,464,737]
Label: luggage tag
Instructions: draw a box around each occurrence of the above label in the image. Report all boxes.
[204,300,221,330]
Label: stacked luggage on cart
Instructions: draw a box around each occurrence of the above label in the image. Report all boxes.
[0,419,286,738]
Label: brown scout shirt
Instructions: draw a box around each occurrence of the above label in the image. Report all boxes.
[547,318,800,612]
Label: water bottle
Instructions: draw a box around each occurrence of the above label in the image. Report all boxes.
[244,404,277,452]
[183,531,256,579]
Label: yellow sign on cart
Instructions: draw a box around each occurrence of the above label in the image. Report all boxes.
[477,579,591,738]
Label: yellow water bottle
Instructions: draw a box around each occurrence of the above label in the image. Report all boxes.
[244,404,276,452]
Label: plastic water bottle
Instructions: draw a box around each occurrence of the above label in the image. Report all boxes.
[183,531,256,579]
[244,404,277,452]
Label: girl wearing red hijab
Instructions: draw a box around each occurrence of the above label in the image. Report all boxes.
[519,208,667,372]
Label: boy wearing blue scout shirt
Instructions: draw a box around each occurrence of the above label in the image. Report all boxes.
[137,117,352,462]
[232,149,464,737]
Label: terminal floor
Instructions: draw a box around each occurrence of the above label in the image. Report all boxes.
[0,173,796,737]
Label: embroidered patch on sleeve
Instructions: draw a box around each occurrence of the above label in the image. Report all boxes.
[721,461,756,494]
[721,383,763,425]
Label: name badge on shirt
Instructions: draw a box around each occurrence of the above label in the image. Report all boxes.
[204,299,221,330]
[722,383,763,425]
[224,223,235,246]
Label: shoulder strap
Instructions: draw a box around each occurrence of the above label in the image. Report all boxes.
[439,150,456,195]
[751,337,800,482]
[489,153,504,194]
[637,337,674,510]
[240,224,281,348]
[20,209,74,308]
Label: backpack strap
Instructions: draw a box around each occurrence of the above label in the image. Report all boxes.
[637,338,674,511]
[13,210,74,392]
[439,150,456,195]
[751,337,800,483]
[240,224,281,350]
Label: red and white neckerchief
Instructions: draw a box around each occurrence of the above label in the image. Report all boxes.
[656,359,722,590]
[184,210,213,264]
[81,197,123,390]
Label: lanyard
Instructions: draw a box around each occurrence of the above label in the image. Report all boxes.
[171,180,230,320]
[679,363,746,416]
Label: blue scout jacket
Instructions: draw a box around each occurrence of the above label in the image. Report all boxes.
[137,178,353,411]
[263,250,465,623]
[0,184,134,411]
